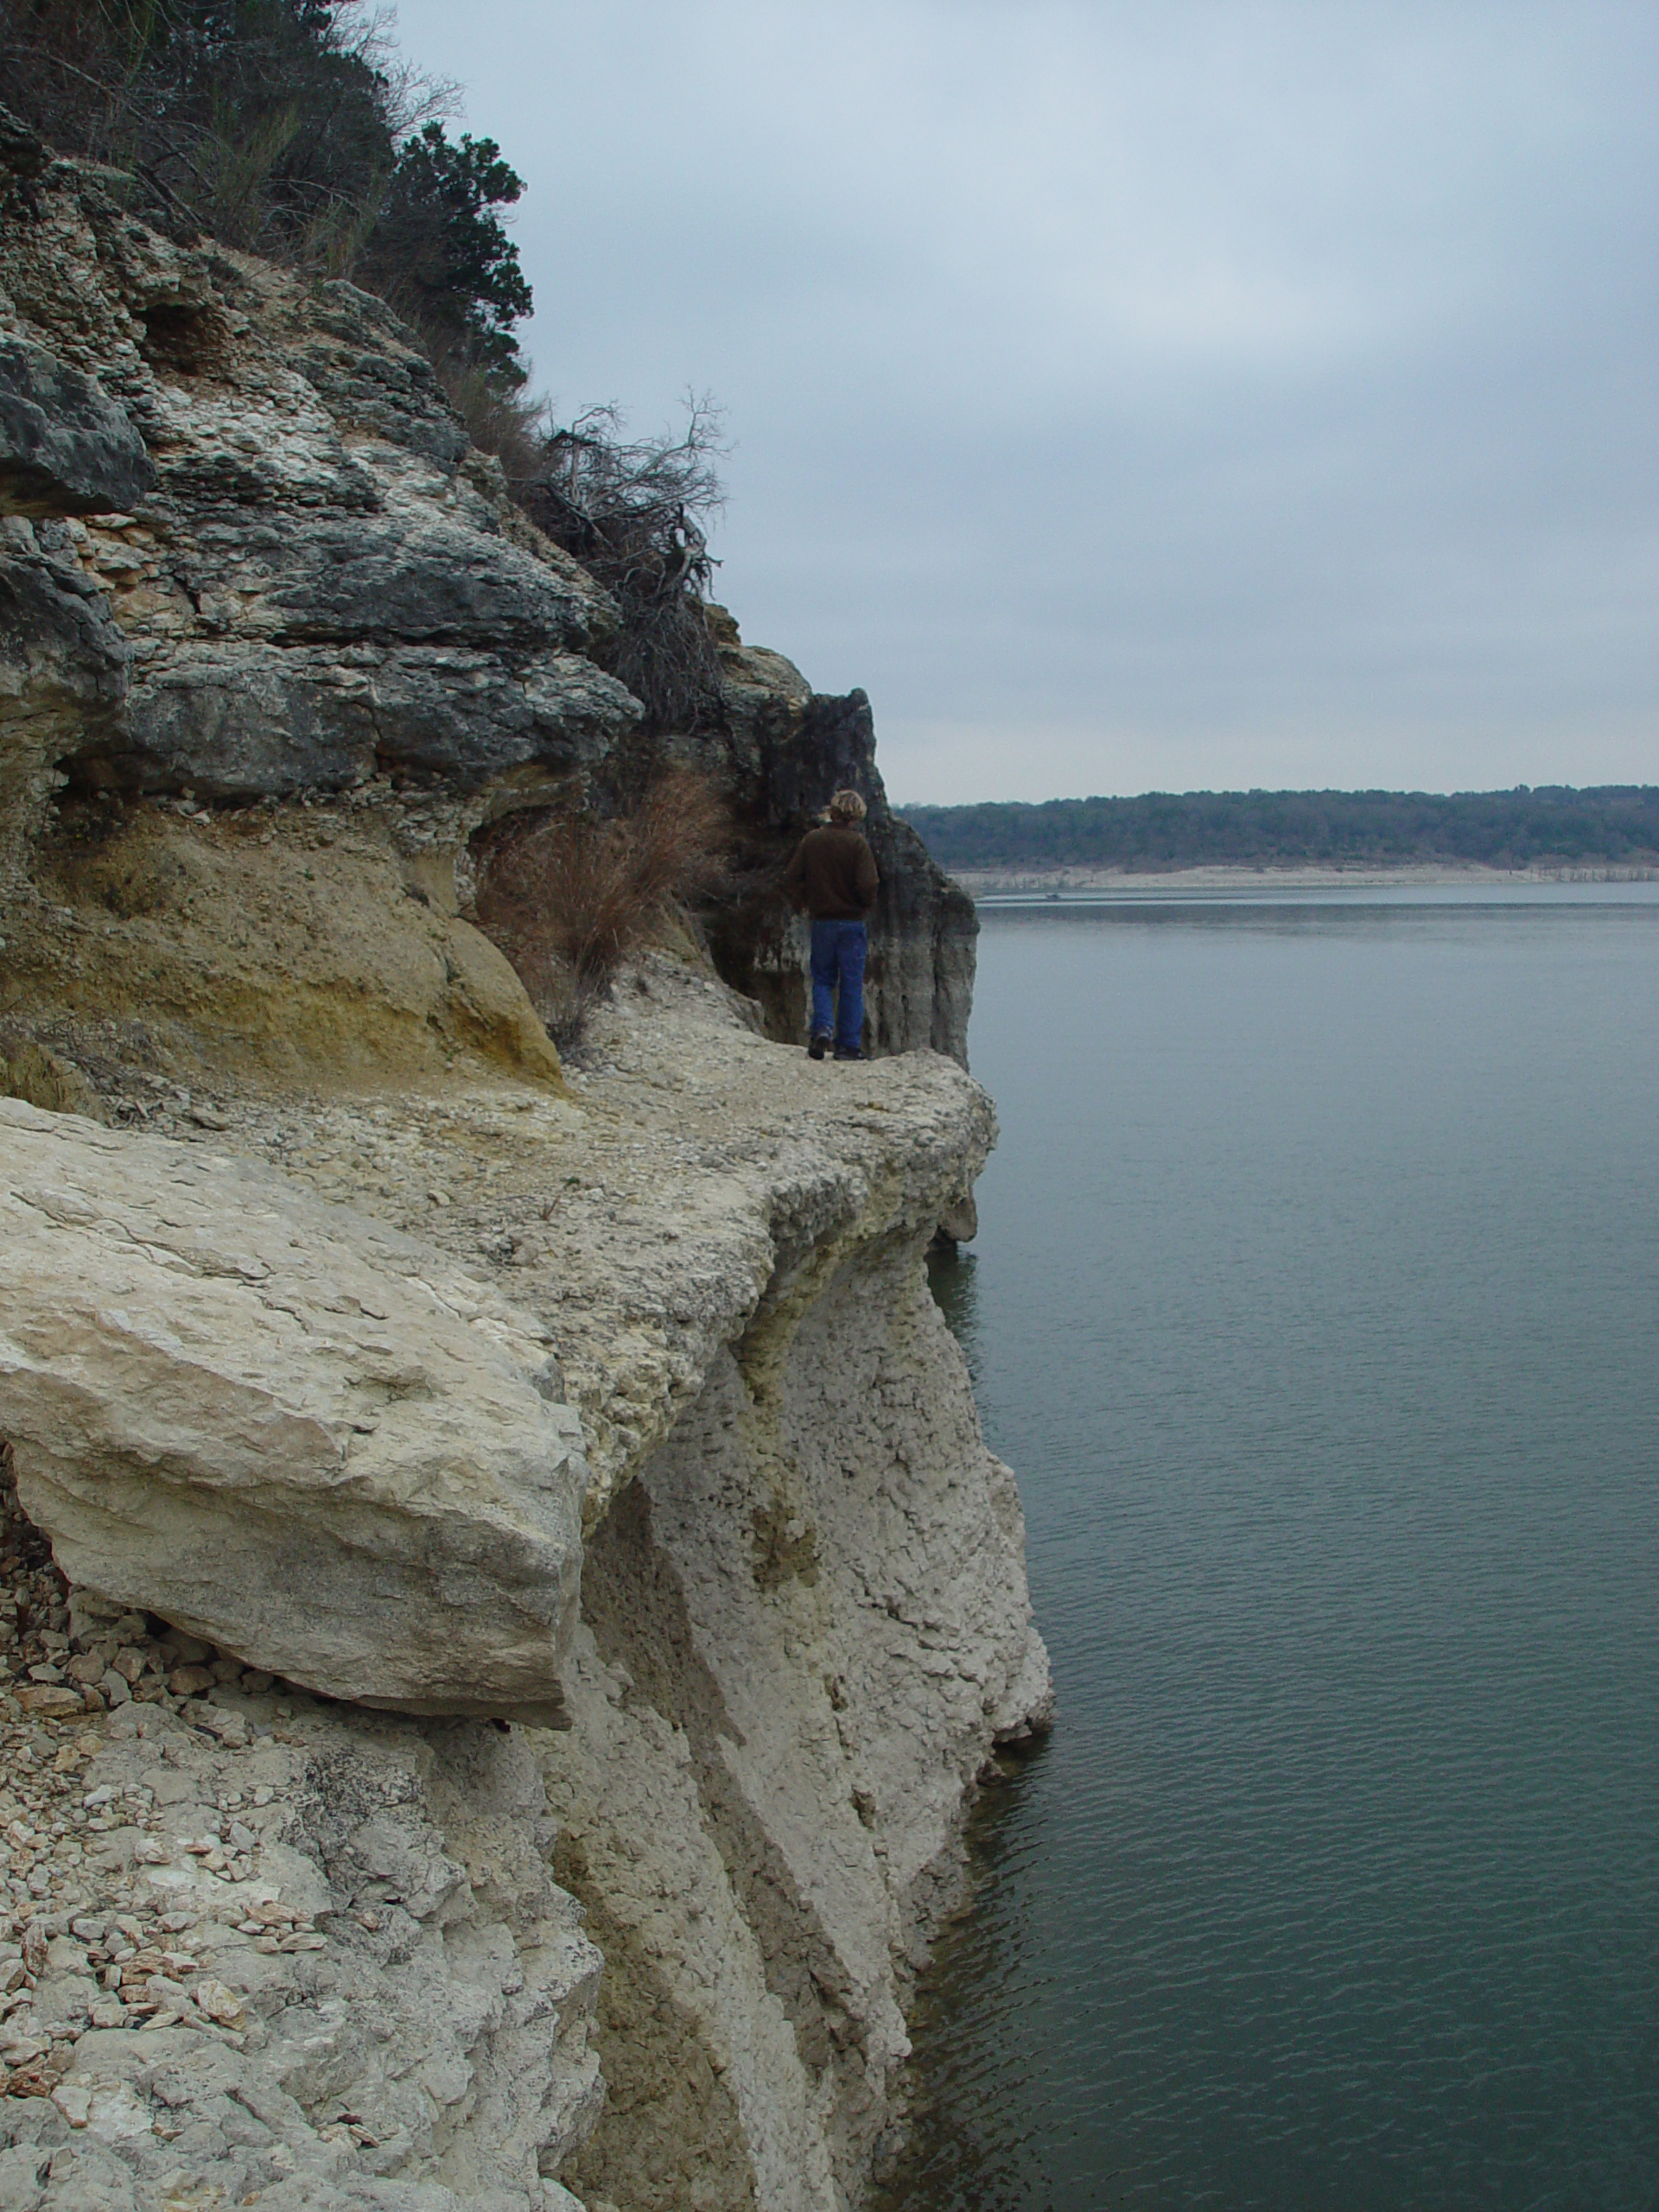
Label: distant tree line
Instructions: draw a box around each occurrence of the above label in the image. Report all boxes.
[899,788,1659,874]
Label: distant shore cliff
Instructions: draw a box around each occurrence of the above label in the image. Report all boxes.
[0,109,1050,2212]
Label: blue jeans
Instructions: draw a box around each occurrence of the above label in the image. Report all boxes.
[810,918,868,1053]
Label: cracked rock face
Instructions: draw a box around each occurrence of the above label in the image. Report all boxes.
[0,975,1053,2208]
[0,1101,587,1724]
[688,618,979,1067]
[0,338,155,519]
[0,108,1047,2212]
[0,140,639,842]
[531,990,1049,2209]
[0,969,1052,2207]
[188,976,1052,2210]
[119,643,632,805]
[0,515,130,893]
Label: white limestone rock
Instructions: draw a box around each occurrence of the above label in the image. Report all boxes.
[0,1682,603,2212]
[0,1100,588,1722]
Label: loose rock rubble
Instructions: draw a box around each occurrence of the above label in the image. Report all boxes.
[0,1459,314,2089]
[0,1461,603,2211]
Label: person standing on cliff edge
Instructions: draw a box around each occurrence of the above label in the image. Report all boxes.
[785,789,880,1060]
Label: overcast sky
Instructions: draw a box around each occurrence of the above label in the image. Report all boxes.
[389,0,1656,804]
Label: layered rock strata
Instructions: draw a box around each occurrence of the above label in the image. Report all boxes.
[686,613,978,1067]
[0,111,972,1071]
[0,977,1049,2208]
[0,109,633,945]
[0,109,1049,2211]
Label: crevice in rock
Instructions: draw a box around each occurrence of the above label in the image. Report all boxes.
[582,1484,856,2082]
[553,1826,757,2212]
[135,298,226,379]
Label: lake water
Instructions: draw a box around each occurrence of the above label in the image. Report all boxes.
[874,882,1659,2212]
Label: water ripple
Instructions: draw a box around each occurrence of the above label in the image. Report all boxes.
[876,891,1659,2212]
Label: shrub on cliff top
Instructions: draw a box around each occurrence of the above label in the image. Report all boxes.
[0,1,532,390]
[513,399,730,739]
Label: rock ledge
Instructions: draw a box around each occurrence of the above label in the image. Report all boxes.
[0,1101,587,1726]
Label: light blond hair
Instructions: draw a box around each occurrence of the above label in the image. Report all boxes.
[829,789,868,822]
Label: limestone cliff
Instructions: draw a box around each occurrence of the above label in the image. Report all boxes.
[0,112,1049,2212]
[674,617,977,1067]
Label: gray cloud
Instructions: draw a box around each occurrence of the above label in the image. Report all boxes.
[391,0,1657,799]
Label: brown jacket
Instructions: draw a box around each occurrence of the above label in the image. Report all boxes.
[785,823,879,919]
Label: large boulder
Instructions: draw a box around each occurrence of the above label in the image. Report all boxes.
[0,338,155,518]
[0,1100,587,1723]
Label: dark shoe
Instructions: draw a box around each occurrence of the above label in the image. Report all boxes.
[809,1033,831,1060]
[833,1046,862,1061]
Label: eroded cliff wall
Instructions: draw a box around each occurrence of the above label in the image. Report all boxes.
[0,113,1049,2212]
[690,625,977,1068]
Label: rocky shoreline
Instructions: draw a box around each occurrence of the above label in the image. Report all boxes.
[0,969,1050,2211]
[0,104,1050,2209]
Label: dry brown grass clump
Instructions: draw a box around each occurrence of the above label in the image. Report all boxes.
[474,770,728,1050]
[432,358,551,484]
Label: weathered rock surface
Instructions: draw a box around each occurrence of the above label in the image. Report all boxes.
[0,108,1047,2212]
[1,957,1050,2204]
[0,1043,105,1122]
[0,1100,587,1723]
[0,518,130,892]
[3,794,569,1095]
[0,138,638,852]
[688,612,978,1066]
[185,505,596,653]
[120,642,633,805]
[0,339,154,518]
[537,993,1045,2209]
[0,141,970,1090]
[0,1491,603,2209]
[144,970,1051,2209]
